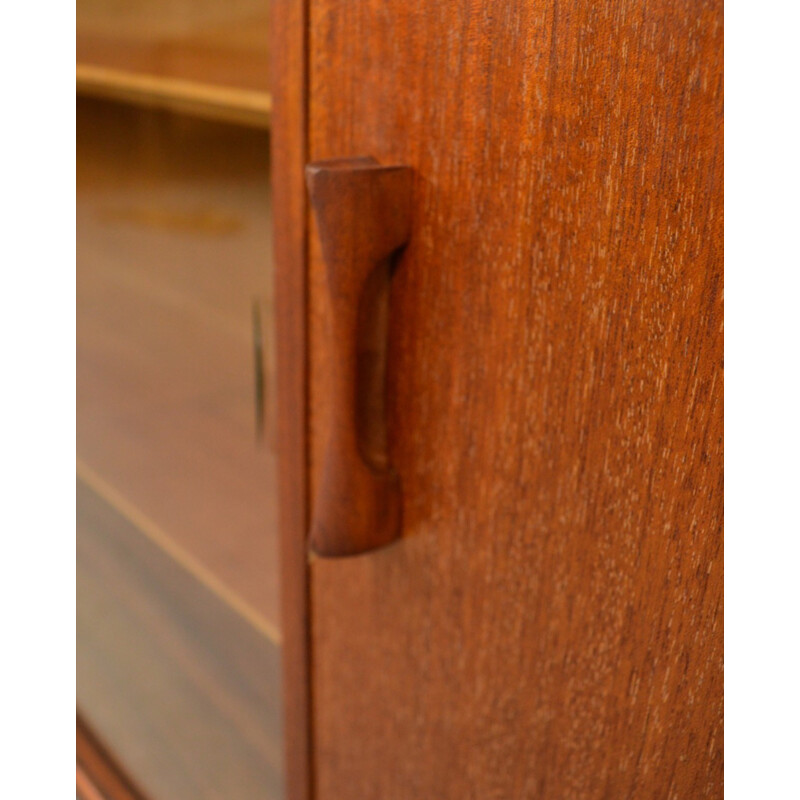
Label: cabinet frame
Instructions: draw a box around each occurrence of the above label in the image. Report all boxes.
[271,1,313,799]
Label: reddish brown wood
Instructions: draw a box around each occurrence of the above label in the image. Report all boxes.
[76,768,108,800]
[271,0,312,796]
[308,1,723,798]
[77,717,145,800]
[306,158,413,557]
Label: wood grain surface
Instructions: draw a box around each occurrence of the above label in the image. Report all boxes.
[77,477,283,800]
[308,1,723,798]
[270,0,312,796]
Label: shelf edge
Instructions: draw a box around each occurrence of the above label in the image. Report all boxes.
[76,64,272,129]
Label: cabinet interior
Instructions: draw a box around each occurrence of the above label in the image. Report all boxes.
[76,92,282,800]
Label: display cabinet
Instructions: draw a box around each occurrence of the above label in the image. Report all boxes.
[78,1,724,798]
[76,2,285,797]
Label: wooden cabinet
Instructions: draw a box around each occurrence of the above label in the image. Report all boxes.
[78,0,723,798]
[301,2,723,798]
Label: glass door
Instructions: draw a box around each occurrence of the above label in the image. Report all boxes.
[76,4,281,796]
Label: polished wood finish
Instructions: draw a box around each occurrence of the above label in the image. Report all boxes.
[77,98,279,629]
[77,717,144,800]
[270,0,312,795]
[76,65,271,129]
[77,0,270,93]
[306,158,412,557]
[76,768,108,800]
[77,477,283,800]
[77,770,106,800]
[308,1,723,798]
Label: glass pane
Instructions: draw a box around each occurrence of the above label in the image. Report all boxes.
[76,97,282,800]
[77,0,271,93]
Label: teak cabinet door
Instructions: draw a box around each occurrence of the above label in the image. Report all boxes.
[306,2,722,798]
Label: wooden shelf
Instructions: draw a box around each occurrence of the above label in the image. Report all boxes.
[78,477,283,800]
[77,0,270,125]
[77,0,270,88]
[77,64,271,128]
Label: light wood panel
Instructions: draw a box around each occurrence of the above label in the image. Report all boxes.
[77,477,283,800]
[308,1,723,798]
[77,98,278,628]
[77,0,270,93]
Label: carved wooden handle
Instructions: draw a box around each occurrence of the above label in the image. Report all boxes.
[306,157,413,557]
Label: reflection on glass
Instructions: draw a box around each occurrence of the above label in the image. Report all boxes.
[76,97,282,800]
